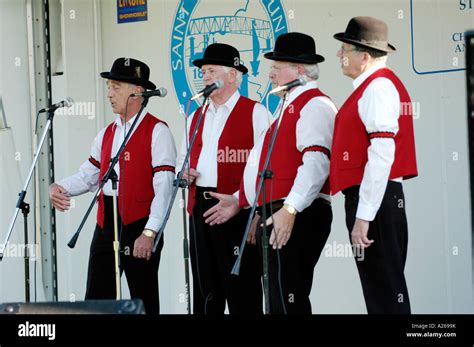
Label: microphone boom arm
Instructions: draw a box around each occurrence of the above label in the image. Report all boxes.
[67,96,150,248]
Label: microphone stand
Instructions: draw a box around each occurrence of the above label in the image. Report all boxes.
[177,178,191,314]
[0,109,58,302]
[67,96,150,300]
[231,91,289,314]
[109,168,121,299]
[152,97,210,314]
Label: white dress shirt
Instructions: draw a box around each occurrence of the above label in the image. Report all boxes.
[177,90,270,187]
[353,61,401,221]
[58,108,177,233]
[240,81,337,212]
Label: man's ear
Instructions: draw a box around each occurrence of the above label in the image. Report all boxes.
[296,64,305,76]
[131,85,144,96]
[228,68,237,83]
[361,52,372,65]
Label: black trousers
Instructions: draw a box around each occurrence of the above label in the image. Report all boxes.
[256,198,332,314]
[85,196,164,315]
[189,187,263,315]
[344,181,411,314]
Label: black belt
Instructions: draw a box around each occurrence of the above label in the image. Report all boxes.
[195,186,217,200]
[256,200,284,215]
[342,185,360,196]
[342,182,402,197]
[255,197,330,215]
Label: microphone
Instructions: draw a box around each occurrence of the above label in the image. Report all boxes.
[190,80,224,100]
[38,97,74,113]
[268,76,307,94]
[131,87,167,98]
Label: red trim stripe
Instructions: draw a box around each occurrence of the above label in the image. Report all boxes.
[88,156,100,169]
[302,145,330,158]
[369,131,395,139]
[153,165,175,174]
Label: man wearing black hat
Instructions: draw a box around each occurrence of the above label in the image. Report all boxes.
[177,43,268,314]
[205,33,337,314]
[331,16,418,314]
[49,57,176,314]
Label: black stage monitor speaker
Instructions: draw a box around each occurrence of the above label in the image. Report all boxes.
[467,30,474,229]
[0,299,145,314]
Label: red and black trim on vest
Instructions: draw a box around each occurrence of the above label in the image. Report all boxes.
[89,156,100,169]
[153,165,175,175]
[368,131,396,140]
[329,68,418,195]
[97,112,166,228]
[302,145,331,159]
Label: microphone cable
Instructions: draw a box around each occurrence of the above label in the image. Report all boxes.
[116,94,134,291]
[185,99,213,314]
[264,91,289,314]
[33,110,41,302]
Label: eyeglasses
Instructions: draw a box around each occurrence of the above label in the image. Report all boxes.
[270,64,297,71]
[339,45,358,54]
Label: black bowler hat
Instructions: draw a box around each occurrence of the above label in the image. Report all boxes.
[264,32,325,64]
[192,43,248,74]
[334,16,396,53]
[100,57,156,90]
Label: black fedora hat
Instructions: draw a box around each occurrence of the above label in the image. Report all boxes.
[192,43,248,74]
[264,32,325,64]
[100,57,156,90]
[334,16,396,53]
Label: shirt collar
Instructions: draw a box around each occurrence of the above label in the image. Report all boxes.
[275,79,319,114]
[286,80,318,104]
[114,107,147,129]
[208,90,240,114]
[353,61,387,89]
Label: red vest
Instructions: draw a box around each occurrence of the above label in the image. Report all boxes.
[239,88,331,207]
[187,96,256,213]
[96,113,166,228]
[330,68,418,195]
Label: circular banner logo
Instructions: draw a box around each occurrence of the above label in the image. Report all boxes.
[170,0,289,114]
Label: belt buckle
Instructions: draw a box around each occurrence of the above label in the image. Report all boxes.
[203,191,213,200]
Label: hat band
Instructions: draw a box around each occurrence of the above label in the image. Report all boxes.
[360,38,388,47]
[345,35,388,47]
[271,51,314,58]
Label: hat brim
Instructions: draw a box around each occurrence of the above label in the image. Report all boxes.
[192,58,248,75]
[100,72,157,90]
[333,32,396,53]
[263,52,325,64]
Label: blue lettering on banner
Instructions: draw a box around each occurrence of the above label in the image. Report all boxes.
[117,0,148,24]
[170,0,288,115]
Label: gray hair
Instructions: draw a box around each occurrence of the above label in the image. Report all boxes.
[373,55,388,64]
[352,44,388,62]
[301,64,320,81]
[222,66,243,87]
[127,83,144,91]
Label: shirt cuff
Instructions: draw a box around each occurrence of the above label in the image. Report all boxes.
[233,190,239,200]
[145,217,160,233]
[355,202,377,222]
[284,192,307,214]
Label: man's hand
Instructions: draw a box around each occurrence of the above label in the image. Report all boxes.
[263,207,296,249]
[133,231,155,261]
[246,213,260,245]
[182,168,200,185]
[351,218,374,249]
[49,183,71,212]
[203,192,240,225]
